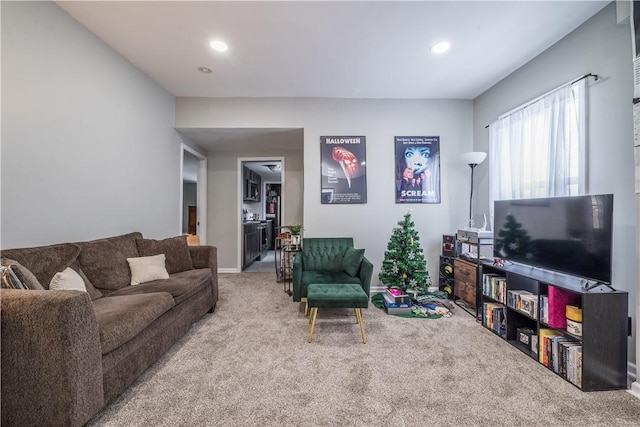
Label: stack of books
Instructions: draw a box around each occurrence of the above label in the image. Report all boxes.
[383,288,412,315]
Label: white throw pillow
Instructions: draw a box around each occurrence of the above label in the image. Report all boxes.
[49,267,87,292]
[127,254,169,285]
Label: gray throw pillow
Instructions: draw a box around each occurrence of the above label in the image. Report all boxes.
[136,235,194,274]
[341,248,365,277]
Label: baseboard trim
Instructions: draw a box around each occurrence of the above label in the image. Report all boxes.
[629,362,637,383]
[370,285,386,294]
[218,267,241,274]
[629,381,640,399]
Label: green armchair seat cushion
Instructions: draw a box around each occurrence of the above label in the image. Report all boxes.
[297,271,362,302]
[307,283,369,309]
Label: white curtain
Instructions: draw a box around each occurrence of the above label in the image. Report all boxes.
[489,79,586,214]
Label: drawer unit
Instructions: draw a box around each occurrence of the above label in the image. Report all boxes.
[454,258,477,306]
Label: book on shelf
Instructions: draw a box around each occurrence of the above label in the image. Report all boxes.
[482,274,507,303]
[559,340,581,379]
[519,294,538,319]
[482,302,505,336]
[566,344,583,387]
[386,288,410,304]
[507,289,532,310]
[552,336,574,374]
[540,295,549,324]
[538,329,563,365]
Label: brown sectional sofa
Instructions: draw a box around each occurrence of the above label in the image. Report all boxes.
[0,232,218,427]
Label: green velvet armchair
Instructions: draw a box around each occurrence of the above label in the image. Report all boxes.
[292,237,373,303]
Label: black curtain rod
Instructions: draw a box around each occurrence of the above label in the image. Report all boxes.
[484,73,599,129]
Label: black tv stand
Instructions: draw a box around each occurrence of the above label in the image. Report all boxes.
[478,259,628,391]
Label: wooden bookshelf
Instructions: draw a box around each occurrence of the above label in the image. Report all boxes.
[479,261,628,391]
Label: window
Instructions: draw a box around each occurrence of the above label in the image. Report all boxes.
[489,79,586,209]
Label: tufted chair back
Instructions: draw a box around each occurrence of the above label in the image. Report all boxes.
[301,238,353,272]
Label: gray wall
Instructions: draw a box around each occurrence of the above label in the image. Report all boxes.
[473,3,636,367]
[1,1,185,248]
[176,97,474,279]
[206,147,303,270]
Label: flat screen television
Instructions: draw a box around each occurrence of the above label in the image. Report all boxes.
[493,194,613,283]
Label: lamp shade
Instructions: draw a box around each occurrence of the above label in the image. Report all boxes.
[461,151,487,166]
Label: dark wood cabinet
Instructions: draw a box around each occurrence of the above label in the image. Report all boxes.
[242,223,261,268]
[243,166,262,202]
[454,258,477,308]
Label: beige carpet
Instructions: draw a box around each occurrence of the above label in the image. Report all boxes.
[88,272,640,426]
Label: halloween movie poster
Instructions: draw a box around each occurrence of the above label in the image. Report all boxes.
[320,136,367,204]
[395,136,441,204]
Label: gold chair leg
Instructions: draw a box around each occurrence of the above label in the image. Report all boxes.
[308,307,318,343]
[302,297,308,317]
[356,308,366,344]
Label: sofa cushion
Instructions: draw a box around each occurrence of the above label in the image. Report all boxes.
[127,254,169,285]
[136,235,194,274]
[92,293,175,355]
[107,268,211,305]
[1,244,80,288]
[0,258,44,290]
[69,260,103,300]
[341,248,365,277]
[49,267,87,292]
[76,232,142,291]
[299,270,362,300]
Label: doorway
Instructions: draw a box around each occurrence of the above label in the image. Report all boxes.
[180,144,207,243]
[238,157,284,271]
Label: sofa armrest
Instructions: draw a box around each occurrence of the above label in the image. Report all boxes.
[1,289,104,427]
[358,256,374,297]
[189,245,217,271]
[189,245,219,305]
[292,251,303,302]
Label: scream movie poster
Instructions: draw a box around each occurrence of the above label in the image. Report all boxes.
[395,136,441,204]
[320,136,367,204]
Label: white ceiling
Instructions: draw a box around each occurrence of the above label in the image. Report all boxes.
[56,0,609,100]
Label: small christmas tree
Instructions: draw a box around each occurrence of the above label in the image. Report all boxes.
[494,214,534,259]
[378,211,432,297]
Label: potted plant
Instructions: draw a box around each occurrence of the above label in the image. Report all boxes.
[283,224,303,245]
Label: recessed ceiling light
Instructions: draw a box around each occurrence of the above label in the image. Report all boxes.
[198,66,212,74]
[210,40,228,52]
[431,41,450,55]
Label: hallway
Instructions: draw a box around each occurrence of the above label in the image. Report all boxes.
[243,250,276,273]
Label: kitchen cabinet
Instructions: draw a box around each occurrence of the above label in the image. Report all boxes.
[242,222,261,268]
[243,166,262,202]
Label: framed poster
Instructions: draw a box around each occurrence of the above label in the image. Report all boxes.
[320,136,367,204]
[395,136,441,204]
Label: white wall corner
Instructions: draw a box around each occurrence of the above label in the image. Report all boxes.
[617,0,631,24]
[629,381,640,399]
[370,285,386,294]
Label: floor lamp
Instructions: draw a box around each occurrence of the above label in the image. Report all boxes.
[461,151,487,229]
